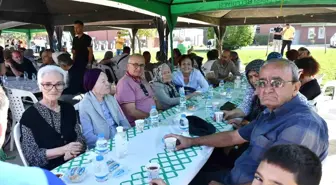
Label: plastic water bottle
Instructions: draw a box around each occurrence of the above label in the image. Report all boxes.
[32,73,37,81]
[94,155,109,182]
[150,105,159,127]
[179,87,186,112]
[219,80,225,92]
[1,75,7,84]
[234,76,241,89]
[226,88,232,101]
[115,126,128,159]
[23,71,28,81]
[208,85,214,99]
[179,114,189,134]
[95,133,108,155]
[205,96,213,118]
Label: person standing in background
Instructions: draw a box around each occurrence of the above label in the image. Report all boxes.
[115,31,125,56]
[281,24,295,56]
[273,25,283,53]
[72,20,93,70]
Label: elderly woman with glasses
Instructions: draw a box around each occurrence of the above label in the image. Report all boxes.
[115,54,156,126]
[222,59,266,128]
[172,55,209,95]
[20,65,86,170]
[79,69,130,148]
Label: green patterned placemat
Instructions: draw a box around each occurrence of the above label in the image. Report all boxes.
[120,146,202,185]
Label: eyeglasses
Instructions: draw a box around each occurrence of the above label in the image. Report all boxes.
[129,63,145,69]
[41,82,65,91]
[140,83,149,96]
[255,79,294,88]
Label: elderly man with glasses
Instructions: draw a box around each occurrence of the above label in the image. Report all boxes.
[165,59,329,185]
[115,54,156,126]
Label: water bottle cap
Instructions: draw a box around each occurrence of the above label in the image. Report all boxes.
[181,114,186,118]
[96,155,104,161]
[116,126,123,132]
[98,133,104,138]
[151,105,156,109]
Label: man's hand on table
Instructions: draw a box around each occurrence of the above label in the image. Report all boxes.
[223,110,234,120]
[150,178,166,185]
[164,134,193,151]
[227,119,243,129]
[209,181,224,185]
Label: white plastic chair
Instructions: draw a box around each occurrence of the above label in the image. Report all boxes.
[315,80,336,113]
[13,123,29,166]
[6,88,38,151]
[93,64,117,83]
[315,74,325,85]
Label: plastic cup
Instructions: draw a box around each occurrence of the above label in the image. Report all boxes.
[164,137,177,152]
[135,119,145,132]
[215,112,224,123]
[146,163,160,181]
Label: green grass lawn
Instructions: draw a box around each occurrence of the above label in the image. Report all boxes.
[94,48,336,84]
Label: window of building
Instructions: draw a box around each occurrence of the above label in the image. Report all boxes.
[318,27,325,39]
[256,25,261,34]
[308,28,316,39]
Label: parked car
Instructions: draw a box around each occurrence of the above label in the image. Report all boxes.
[330,33,336,48]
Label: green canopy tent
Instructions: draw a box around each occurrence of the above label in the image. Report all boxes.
[111,0,336,63]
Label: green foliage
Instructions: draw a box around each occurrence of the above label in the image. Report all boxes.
[1,32,27,42]
[207,27,215,39]
[137,29,157,38]
[222,25,254,50]
[254,34,269,45]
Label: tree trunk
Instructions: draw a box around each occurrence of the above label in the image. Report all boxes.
[136,35,141,53]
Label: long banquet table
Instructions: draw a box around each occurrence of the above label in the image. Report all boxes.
[2,76,40,93]
[52,84,246,185]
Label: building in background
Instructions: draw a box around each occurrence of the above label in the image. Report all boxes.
[256,23,336,45]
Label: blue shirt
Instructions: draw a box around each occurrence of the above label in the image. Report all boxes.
[0,161,65,185]
[172,69,209,93]
[225,95,329,185]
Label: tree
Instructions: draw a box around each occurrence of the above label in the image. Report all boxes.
[207,27,215,39]
[222,25,255,50]
[137,29,156,38]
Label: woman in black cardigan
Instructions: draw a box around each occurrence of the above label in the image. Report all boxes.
[295,57,321,100]
[20,65,86,170]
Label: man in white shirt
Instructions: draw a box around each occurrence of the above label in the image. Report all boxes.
[111,46,131,80]
[0,87,65,185]
[202,49,218,75]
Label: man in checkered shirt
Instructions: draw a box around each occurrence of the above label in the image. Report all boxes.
[166,59,329,185]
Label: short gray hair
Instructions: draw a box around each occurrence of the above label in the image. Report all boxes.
[0,87,9,124]
[265,59,300,82]
[37,65,68,90]
[128,54,144,63]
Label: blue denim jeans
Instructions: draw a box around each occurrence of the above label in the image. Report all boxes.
[116,49,123,55]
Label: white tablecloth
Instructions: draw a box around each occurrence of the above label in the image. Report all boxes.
[3,76,40,93]
[53,91,238,185]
